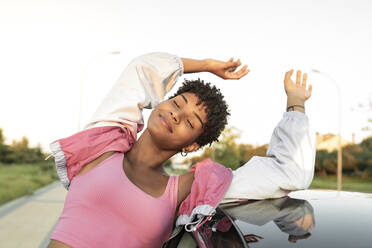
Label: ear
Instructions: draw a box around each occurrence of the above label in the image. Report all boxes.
[182,142,200,153]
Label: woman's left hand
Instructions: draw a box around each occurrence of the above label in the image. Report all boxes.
[206,58,250,80]
[284,70,312,101]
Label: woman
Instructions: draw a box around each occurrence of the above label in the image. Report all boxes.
[48,52,315,247]
[48,52,248,248]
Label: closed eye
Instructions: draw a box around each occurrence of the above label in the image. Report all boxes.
[187,120,194,128]
[173,99,193,128]
[173,100,180,108]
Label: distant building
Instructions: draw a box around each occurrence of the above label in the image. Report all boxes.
[316,132,352,152]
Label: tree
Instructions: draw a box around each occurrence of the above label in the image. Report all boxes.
[315,150,329,176]
[0,128,4,144]
[212,143,241,170]
[6,136,31,163]
[360,136,372,150]
[184,127,269,170]
[0,128,12,163]
[0,130,45,164]
[342,144,363,174]
[238,143,268,165]
[322,151,337,174]
[358,136,372,175]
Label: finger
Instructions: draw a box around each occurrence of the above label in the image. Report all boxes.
[303,73,308,88]
[237,64,248,73]
[230,65,250,79]
[236,59,241,67]
[237,69,250,79]
[226,58,234,67]
[296,70,301,85]
[285,69,294,82]
[308,84,312,96]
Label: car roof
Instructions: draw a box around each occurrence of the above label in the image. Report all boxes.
[218,190,372,248]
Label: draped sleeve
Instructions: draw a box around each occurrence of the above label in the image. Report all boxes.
[223,111,317,200]
[49,52,184,189]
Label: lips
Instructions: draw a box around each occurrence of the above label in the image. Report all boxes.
[159,114,173,133]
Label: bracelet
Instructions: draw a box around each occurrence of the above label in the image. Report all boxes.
[287,105,304,111]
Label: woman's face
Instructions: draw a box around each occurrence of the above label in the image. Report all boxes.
[147,92,208,151]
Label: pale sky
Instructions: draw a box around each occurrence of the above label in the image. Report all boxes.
[0,0,371,153]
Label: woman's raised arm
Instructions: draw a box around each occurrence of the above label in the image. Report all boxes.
[182,57,250,79]
[223,70,316,200]
[85,52,184,136]
[85,54,249,136]
[50,52,184,189]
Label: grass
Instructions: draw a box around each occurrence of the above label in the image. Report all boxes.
[310,175,372,193]
[0,162,58,206]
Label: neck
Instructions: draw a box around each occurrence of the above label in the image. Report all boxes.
[125,129,178,171]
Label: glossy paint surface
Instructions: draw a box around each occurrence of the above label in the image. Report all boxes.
[219,190,372,248]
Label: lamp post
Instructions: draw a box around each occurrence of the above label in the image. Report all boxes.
[78,51,121,131]
[312,69,343,191]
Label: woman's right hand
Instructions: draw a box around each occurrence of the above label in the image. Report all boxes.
[206,58,250,80]
[284,70,312,101]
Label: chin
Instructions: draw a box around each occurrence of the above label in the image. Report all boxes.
[147,110,196,150]
[147,123,172,149]
[147,126,185,151]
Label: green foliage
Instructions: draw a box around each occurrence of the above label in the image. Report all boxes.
[359,136,372,171]
[162,159,172,168]
[314,135,372,175]
[0,130,58,205]
[0,128,12,163]
[0,162,57,205]
[342,144,364,173]
[315,149,329,175]
[238,143,268,165]
[185,127,268,170]
[212,144,241,170]
[0,128,45,164]
[186,126,372,177]
[0,128,4,144]
[323,151,337,174]
[310,175,372,193]
[360,136,372,150]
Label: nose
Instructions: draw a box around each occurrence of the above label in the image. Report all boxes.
[170,110,180,124]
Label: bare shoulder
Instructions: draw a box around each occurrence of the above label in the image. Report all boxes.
[75,151,116,177]
[48,240,72,248]
[177,171,195,207]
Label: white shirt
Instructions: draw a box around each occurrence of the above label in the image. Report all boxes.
[84,52,317,200]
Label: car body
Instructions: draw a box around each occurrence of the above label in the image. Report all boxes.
[163,190,372,248]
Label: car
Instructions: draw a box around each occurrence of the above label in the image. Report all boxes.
[163,190,372,248]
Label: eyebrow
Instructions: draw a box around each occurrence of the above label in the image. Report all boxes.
[182,94,204,127]
[181,94,188,103]
[194,113,204,128]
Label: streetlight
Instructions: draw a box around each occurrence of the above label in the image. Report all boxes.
[312,69,343,191]
[78,51,121,131]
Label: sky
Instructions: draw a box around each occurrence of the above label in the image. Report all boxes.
[0,0,371,153]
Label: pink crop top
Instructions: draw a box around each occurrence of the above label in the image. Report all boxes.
[50,152,179,248]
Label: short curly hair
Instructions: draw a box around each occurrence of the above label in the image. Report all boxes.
[170,78,230,148]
